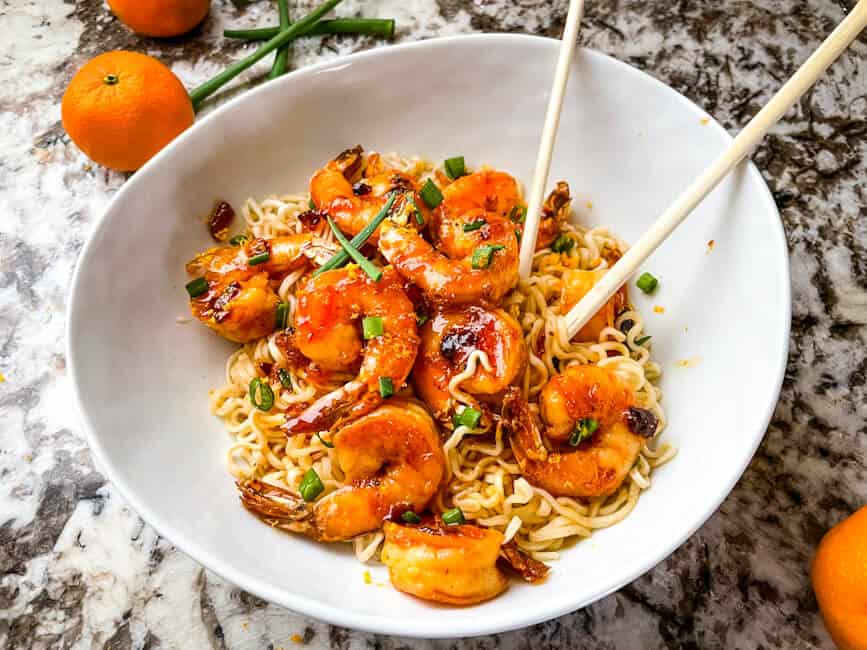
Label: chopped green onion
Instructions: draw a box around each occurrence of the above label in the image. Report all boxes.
[308,198,316,210]
[471,245,505,270]
[443,156,466,180]
[277,368,292,389]
[362,316,384,339]
[401,511,421,524]
[299,468,324,502]
[416,311,429,327]
[441,508,465,525]
[462,219,486,232]
[636,272,658,294]
[315,432,334,448]
[275,302,289,330]
[379,376,394,398]
[634,335,653,346]
[185,277,208,298]
[326,217,382,282]
[314,194,396,276]
[509,205,527,223]
[409,195,425,225]
[248,252,271,266]
[452,407,481,430]
[551,234,574,254]
[228,234,249,246]
[249,378,275,411]
[419,179,443,209]
[569,418,599,446]
[515,228,522,242]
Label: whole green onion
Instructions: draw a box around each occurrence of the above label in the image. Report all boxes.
[189,0,345,110]
[268,0,292,80]
[326,217,382,282]
[224,18,396,41]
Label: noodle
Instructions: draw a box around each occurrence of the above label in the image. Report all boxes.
[207,152,675,565]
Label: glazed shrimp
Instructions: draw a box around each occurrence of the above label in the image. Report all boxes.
[412,306,527,419]
[309,145,428,243]
[185,234,324,342]
[380,171,520,306]
[381,517,508,605]
[559,268,628,342]
[239,401,444,541]
[283,266,419,433]
[504,365,659,498]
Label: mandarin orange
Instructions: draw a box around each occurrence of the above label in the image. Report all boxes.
[107,0,210,38]
[812,505,867,650]
[61,51,194,172]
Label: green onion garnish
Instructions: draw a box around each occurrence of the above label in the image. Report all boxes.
[419,179,443,209]
[228,234,249,246]
[462,219,486,232]
[409,195,425,225]
[308,198,316,210]
[299,468,324,502]
[277,368,292,389]
[515,228,522,242]
[314,194,396,277]
[315,432,334,448]
[248,252,271,266]
[636,272,658,294]
[185,277,208,298]
[551,234,574,254]
[416,311,429,327]
[275,302,289,330]
[569,418,599,446]
[249,378,275,411]
[452,407,481,430]
[443,156,466,180]
[326,217,382,282]
[441,508,465,525]
[362,316,384,339]
[471,245,505,270]
[509,205,527,223]
[401,511,421,524]
[634,335,652,346]
[379,376,394,398]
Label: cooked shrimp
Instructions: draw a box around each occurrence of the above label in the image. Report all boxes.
[412,306,527,419]
[559,268,628,342]
[534,181,572,251]
[381,516,508,605]
[239,401,444,541]
[283,266,419,433]
[380,171,520,307]
[309,145,428,243]
[438,169,521,222]
[185,234,321,342]
[504,365,659,497]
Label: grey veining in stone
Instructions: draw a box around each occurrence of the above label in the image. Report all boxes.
[1,0,865,647]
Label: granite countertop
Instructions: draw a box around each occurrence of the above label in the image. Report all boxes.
[1,0,865,647]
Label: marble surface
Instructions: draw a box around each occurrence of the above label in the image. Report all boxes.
[1,0,865,647]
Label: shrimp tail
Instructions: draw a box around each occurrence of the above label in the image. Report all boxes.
[236,480,317,537]
[501,387,548,462]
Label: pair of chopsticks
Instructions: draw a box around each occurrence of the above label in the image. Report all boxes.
[519,0,867,339]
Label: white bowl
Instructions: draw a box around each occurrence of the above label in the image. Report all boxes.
[67,34,790,637]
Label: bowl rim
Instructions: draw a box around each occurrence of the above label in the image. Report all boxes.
[66,32,791,638]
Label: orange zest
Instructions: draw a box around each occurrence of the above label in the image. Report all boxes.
[61,51,194,172]
[812,505,867,649]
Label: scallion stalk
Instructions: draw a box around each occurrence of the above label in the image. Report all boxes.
[189,0,345,110]
[314,194,396,276]
[223,18,396,41]
[326,217,382,281]
[268,0,292,80]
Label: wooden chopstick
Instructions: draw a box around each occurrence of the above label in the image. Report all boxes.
[562,0,867,339]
